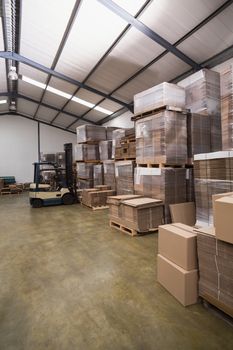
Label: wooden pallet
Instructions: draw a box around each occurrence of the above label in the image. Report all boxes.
[136,163,188,168]
[82,203,109,211]
[115,157,136,161]
[132,105,190,121]
[120,138,135,144]
[76,160,101,163]
[110,219,158,237]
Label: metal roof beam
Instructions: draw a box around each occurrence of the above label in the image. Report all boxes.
[0,51,132,111]
[51,0,152,124]
[33,0,82,120]
[97,0,201,70]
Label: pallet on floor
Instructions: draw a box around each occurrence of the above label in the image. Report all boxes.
[115,157,136,161]
[136,163,189,168]
[81,202,109,210]
[109,219,158,237]
[132,105,190,121]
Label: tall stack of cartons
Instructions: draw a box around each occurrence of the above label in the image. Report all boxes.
[220,64,233,150]
[115,160,135,195]
[133,82,188,223]
[93,164,104,187]
[196,194,233,318]
[193,151,233,226]
[157,223,198,306]
[103,160,116,192]
[75,125,106,189]
[179,69,222,152]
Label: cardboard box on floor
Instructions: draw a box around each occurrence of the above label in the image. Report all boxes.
[214,197,233,244]
[169,202,196,226]
[158,224,197,270]
[157,254,198,306]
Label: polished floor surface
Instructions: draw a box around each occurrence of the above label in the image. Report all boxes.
[0,193,232,350]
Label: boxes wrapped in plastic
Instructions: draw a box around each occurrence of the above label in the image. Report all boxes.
[76,125,106,143]
[106,127,119,140]
[77,178,93,189]
[194,151,233,226]
[112,128,135,158]
[178,69,222,152]
[186,168,195,202]
[93,164,104,187]
[74,144,99,162]
[197,229,233,318]
[136,111,187,165]
[134,167,187,223]
[220,65,233,150]
[99,141,112,161]
[115,160,135,195]
[187,113,211,159]
[134,82,186,115]
[103,160,116,191]
[76,162,94,179]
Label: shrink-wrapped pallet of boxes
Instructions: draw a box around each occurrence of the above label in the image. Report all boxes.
[112,128,135,159]
[93,164,104,187]
[115,160,135,195]
[74,144,99,162]
[220,64,233,150]
[110,197,164,236]
[103,160,116,192]
[99,141,112,161]
[178,69,222,151]
[134,167,187,223]
[135,111,187,165]
[106,127,119,140]
[134,82,186,115]
[193,151,233,227]
[76,162,94,179]
[76,125,106,143]
[187,113,211,160]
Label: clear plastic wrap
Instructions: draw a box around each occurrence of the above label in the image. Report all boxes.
[136,111,187,165]
[134,82,186,115]
[115,160,135,195]
[103,160,116,191]
[99,141,112,161]
[76,162,94,179]
[220,65,233,150]
[93,164,104,187]
[74,144,99,162]
[76,125,106,143]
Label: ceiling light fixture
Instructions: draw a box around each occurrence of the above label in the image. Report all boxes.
[0,99,7,104]
[21,75,113,115]
[8,66,18,80]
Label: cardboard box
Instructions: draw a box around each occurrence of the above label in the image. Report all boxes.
[157,254,198,306]
[169,202,196,226]
[212,191,233,227]
[215,197,233,244]
[158,224,197,270]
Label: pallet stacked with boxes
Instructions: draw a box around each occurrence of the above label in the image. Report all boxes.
[81,185,115,210]
[75,125,106,189]
[133,82,189,223]
[220,64,233,151]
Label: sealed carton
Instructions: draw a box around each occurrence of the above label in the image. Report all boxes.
[215,197,233,244]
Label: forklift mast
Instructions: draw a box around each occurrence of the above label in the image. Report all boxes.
[64,143,75,194]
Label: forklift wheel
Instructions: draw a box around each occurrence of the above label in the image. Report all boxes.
[62,193,75,205]
[32,198,43,208]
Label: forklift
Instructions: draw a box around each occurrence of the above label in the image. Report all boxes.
[29,143,77,208]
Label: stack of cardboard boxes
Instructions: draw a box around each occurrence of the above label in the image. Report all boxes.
[157,223,198,306]
[220,64,233,151]
[82,185,115,209]
[115,160,135,195]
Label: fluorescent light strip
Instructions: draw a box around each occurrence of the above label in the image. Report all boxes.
[0,99,7,104]
[21,75,113,115]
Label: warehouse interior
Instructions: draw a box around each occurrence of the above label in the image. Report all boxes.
[0,0,233,349]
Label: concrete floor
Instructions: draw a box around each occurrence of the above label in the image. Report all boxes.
[0,194,232,350]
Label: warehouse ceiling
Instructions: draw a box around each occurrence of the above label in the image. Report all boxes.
[0,0,233,134]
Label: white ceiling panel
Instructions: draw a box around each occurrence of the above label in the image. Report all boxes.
[53,113,76,128]
[18,80,44,100]
[85,110,108,122]
[139,0,225,44]
[0,18,4,51]
[55,0,131,82]
[48,76,77,95]
[20,0,76,67]
[64,100,91,116]
[0,59,7,92]
[111,0,145,16]
[97,99,122,112]
[113,53,190,102]
[177,5,233,63]
[42,91,69,109]
[36,106,58,123]
[17,98,38,116]
[87,27,164,93]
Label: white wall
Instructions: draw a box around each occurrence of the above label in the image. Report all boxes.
[103,111,134,128]
[0,115,76,183]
